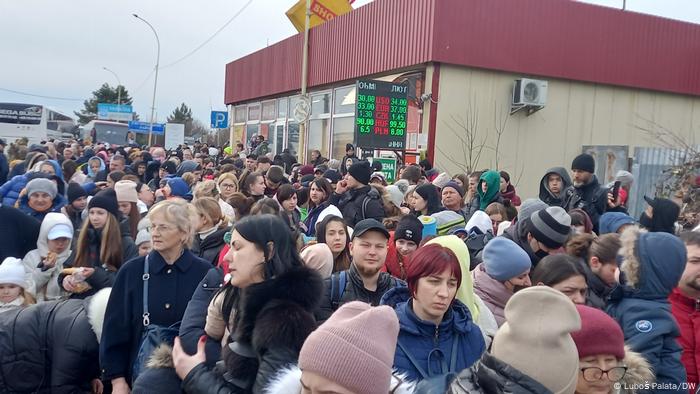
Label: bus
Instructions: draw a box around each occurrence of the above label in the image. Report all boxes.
[80,120,131,146]
[0,102,77,144]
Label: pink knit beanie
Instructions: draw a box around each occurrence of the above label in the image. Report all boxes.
[298,301,399,394]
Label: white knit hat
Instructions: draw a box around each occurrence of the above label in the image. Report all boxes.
[0,257,27,288]
[114,180,139,203]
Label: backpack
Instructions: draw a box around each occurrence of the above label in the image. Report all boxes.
[360,187,381,221]
[329,271,403,310]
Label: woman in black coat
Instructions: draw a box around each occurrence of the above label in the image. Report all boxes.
[59,189,138,299]
[172,214,324,394]
[99,199,211,393]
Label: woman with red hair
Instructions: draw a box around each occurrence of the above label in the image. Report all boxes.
[381,244,485,382]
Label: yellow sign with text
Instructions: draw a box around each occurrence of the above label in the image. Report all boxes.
[286,0,353,32]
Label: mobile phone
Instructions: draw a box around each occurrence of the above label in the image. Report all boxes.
[612,180,621,201]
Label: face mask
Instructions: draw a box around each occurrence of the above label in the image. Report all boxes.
[535,249,549,259]
[639,212,653,229]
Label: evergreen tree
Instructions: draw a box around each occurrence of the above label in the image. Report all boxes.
[74,83,133,125]
[167,103,193,124]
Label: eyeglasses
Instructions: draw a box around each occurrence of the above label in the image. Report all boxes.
[580,366,627,382]
[149,224,177,234]
[220,184,236,189]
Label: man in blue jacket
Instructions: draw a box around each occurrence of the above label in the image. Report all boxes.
[607,226,687,389]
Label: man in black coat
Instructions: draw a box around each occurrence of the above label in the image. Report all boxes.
[316,219,404,323]
[0,203,41,261]
[565,153,616,233]
[0,288,110,394]
[328,160,385,228]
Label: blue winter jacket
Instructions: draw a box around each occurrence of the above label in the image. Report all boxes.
[17,193,66,222]
[607,230,687,390]
[0,171,51,207]
[381,287,485,382]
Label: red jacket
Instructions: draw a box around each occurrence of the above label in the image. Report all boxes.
[669,287,700,386]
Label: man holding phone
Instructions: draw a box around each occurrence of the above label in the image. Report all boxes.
[328,160,385,228]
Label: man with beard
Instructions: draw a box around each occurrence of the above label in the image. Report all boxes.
[502,205,572,267]
[565,153,619,233]
[315,219,404,323]
[471,237,532,327]
[670,231,700,386]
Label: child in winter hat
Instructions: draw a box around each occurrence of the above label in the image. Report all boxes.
[135,229,152,257]
[492,286,581,394]
[0,257,34,312]
[296,301,402,394]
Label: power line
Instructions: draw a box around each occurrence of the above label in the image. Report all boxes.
[160,0,254,69]
[0,87,83,102]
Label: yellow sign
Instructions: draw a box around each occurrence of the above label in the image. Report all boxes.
[233,125,245,145]
[286,0,353,32]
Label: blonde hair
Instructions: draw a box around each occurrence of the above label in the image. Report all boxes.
[75,211,124,271]
[217,173,239,193]
[194,180,219,200]
[193,197,226,230]
[148,199,198,249]
[181,172,197,188]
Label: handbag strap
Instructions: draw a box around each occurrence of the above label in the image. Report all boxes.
[142,255,150,327]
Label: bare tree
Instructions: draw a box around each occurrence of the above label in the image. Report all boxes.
[435,97,488,174]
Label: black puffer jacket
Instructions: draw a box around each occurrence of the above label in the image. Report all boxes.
[191,227,229,266]
[0,290,108,394]
[315,263,405,323]
[448,353,553,394]
[181,266,323,394]
[328,185,385,228]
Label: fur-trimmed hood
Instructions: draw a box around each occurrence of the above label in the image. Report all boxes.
[614,346,655,394]
[619,226,686,299]
[263,365,416,394]
[86,287,111,343]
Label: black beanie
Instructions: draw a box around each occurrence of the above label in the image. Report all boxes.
[348,161,372,185]
[395,215,423,245]
[67,182,87,204]
[345,143,354,152]
[88,189,120,218]
[160,160,177,175]
[571,153,595,174]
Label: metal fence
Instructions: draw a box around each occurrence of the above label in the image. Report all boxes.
[628,146,697,218]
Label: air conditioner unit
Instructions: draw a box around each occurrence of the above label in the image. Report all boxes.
[512,78,548,107]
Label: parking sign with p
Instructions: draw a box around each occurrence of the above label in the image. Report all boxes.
[211,111,229,129]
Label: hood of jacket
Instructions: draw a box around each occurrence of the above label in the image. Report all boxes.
[619,226,686,300]
[39,159,63,180]
[471,264,512,317]
[87,156,106,178]
[539,167,572,206]
[176,160,201,177]
[477,171,501,210]
[232,266,324,347]
[18,192,66,218]
[263,365,416,394]
[36,212,74,258]
[426,235,480,322]
[644,198,680,234]
[86,287,111,343]
[381,286,476,339]
[616,346,654,393]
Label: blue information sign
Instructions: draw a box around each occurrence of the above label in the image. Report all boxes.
[128,120,165,135]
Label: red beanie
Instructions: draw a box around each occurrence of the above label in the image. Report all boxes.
[571,305,625,360]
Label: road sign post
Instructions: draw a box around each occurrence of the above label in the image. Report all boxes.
[210,111,229,129]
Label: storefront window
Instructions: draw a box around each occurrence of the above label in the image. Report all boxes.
[278,98,288,119]
[275,123,285,155]
[332,117,354,160]
[311,92,331,115]
[245,124,259,147]
[262,101,276,121]
[287,121,299,158]
[247,104,261,122]
[334,86,356,114]
[308,119,330,161]
[234,106,246,123]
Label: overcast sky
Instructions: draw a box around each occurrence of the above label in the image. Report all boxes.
[1,0,698,126]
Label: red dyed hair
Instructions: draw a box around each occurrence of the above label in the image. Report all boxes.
[405,244,462,296]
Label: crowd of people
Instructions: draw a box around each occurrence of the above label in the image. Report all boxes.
[0,135,697,394]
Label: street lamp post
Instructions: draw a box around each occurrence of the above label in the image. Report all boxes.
[133,13,160,147]
[102,66,122,105]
